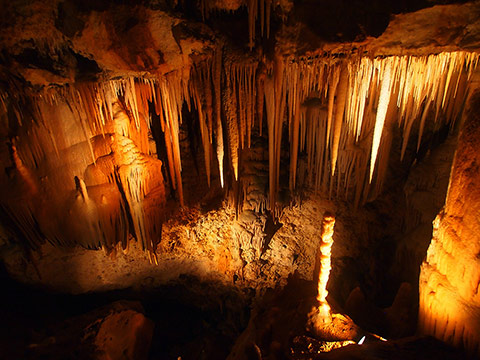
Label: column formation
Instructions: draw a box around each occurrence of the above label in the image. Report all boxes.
[317,212,335,321]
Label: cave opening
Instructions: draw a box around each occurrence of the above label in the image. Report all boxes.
[1,0,480,359]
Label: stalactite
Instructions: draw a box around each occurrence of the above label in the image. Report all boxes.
[190,62,213,187]
[235,65,246,149]
[246,0,271,48]
[10,142,38,195]
[213,47,225,187]
[330,63,348,177]
[416,100,431,152]
[200,0,271,49]
[372,81,399,198]
[326,64,340,149]
[265,0,271,38]
[246,64,256,148]
[369,58,394,182]
[247,0,257,49]
[264,54,286,213]
[0,76,174,260]
[256,62,266,137]
[264,73,275,201]
[224,61,240,181]
[289,90,301,191]
[159,74,185,206]
[280,51,477,207]
[0,49,478,261]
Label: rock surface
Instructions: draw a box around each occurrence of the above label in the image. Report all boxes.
[0,195,342,294]
[21,301,153,360]
[419,90,480,356]
[293,336,466,360]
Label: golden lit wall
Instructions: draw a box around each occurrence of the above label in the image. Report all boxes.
[419,90,480,356]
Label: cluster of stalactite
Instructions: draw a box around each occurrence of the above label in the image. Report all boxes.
[0,77,184,262]
[200,0,273,49]
[284,51,478,207]
[0,50,477,256]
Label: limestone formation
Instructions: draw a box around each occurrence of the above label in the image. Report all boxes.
[0,0,480,358]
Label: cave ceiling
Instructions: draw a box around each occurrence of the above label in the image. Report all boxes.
[0,0,479,85]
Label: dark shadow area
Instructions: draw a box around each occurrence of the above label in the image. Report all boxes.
[0,263,251,360]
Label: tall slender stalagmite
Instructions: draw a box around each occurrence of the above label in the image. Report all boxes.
[316,212,335,321]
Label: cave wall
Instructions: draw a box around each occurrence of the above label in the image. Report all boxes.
[419,87,480,356]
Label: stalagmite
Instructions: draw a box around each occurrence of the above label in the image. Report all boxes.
[306,210,359,341]
[316,212,335,320]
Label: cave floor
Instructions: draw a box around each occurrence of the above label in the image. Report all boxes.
[0,265,467,360]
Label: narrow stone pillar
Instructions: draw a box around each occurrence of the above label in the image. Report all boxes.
[307,211,360,340]
[316,212,335,321]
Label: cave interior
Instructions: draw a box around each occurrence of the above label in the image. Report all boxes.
[1,0,480,359]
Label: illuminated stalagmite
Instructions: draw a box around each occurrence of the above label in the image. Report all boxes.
[316,212,335,322]
[307,211,360,341]
[419,90,480,356]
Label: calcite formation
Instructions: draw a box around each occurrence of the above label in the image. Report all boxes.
[316,212,335,320]
[1,50,477,257]
[1,0,480,356]
[419,90,480,356]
